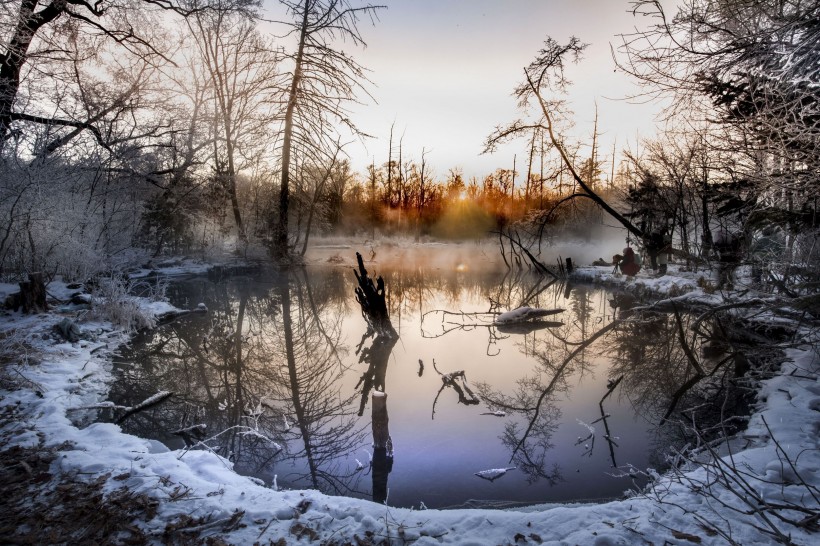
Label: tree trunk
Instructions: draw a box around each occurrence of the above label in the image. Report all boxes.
[0,1,65,137]
[19,272,47,314]
[274,2,310,260]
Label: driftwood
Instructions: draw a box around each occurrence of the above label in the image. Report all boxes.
[155,306,208,326]
[474,467,516,482]
[494,306,564,325]
[116,391,174,424]
[171,424,208,447]
[429,359,480,419]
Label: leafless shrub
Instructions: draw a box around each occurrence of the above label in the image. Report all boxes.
[89,275,167,333]
[641,415,820,545]
[0,328,42,392]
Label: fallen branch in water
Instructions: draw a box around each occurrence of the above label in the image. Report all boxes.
[116,391,174,424]
[429,359,480,419]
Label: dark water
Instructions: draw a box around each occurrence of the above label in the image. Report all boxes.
[107,266,726,509]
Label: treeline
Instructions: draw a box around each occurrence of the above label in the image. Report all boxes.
[340,159,613,240]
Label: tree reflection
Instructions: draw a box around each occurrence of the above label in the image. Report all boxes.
[271,271,366,494]
[109,269,367,497]
[594,292,766,472]
[478,319,617,484]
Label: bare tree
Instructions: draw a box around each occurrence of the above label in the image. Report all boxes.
[186,7,281,245]
[485,37,645,240]
[618,0,820,272]
[0,1,258,146]
[271,0,382,259]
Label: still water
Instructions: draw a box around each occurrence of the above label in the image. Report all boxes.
[109,265,696,509]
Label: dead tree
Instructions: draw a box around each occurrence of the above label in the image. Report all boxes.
[351,251,398,503]
[353,252,396,337]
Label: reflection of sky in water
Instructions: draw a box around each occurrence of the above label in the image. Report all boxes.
[356,274,653,508]
[113,268,661,509]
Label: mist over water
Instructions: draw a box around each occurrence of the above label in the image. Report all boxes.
[305,223,630,274]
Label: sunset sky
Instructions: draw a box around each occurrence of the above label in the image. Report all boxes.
[265,0,673,182]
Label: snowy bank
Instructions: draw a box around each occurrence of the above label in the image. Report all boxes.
[1,268,818,544]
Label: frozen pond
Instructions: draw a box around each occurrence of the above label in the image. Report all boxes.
[107,265,712,509]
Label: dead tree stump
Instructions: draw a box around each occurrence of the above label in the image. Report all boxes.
[351,253,398,504]
[353,252,395,337]
[19,272,48,314]
[372,391,390,449]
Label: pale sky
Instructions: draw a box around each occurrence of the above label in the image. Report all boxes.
[265,0,671,182]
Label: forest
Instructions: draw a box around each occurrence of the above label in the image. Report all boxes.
[0,0,815,287]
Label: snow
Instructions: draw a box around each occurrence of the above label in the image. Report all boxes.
[474,467,516,482]
[495,306,563,324]
[1,261,818,544]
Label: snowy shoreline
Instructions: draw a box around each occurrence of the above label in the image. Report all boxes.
[1,260,818,545]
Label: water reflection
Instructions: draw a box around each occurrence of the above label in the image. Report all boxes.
[111,269,367,497]
[108,265,755,508]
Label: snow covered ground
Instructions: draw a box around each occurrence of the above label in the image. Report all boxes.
[1,257,818,544]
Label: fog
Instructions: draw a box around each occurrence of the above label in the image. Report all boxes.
[304,223,631,273]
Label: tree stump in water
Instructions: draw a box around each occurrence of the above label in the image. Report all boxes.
[371,391,392,504]
[352,252,397,504]
[19,272,48,314]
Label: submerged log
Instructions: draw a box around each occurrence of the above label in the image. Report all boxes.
[496,320,563,335]
[494,306,564,325]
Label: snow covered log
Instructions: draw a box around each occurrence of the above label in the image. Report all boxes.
[494,306,564,325]
[116,391,173,424]
[474,467,516,482]
[155,306,208,326]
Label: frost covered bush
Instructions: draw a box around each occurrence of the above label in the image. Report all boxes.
[0,152,147,281]
[0,329,41,392]
[89,275,165,333]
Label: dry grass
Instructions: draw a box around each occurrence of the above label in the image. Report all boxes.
[0,437,157,545]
